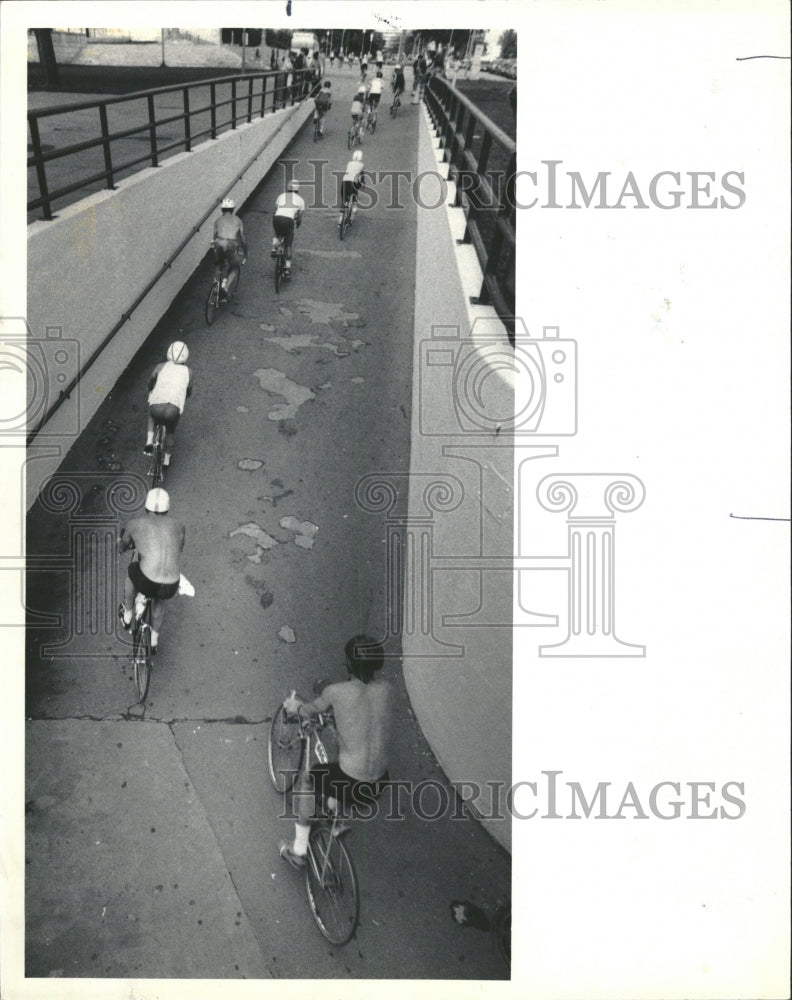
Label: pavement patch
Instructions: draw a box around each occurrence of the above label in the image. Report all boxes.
[238,458,264,471]
[279,516,319,550]
[264,333,349,356]
[277,626,296,643]
[229,522,280,550]
[295,299,362,327]
[252,368,315,421]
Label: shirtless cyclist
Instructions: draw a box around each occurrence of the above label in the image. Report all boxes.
[118,488,185,655]
[279,635,393,868]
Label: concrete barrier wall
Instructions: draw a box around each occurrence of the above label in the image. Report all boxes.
[27,31,88,64]
[25,99,313,510]
[406,106,514,853]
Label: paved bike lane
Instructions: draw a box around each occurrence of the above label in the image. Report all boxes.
[22,70,511,985]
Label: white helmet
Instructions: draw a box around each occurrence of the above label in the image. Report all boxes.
[167,341,189,364]
[145,488,170,513]
[221,198,234,210]
[352,149,363,162]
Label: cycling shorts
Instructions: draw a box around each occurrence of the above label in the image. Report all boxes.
[368,92,381,107]
[148,402,181,431]
[342,178,363,203]
[128,561,179,601]
[273,214,296,242]
[214,238,241,267]
[309,762,390,814]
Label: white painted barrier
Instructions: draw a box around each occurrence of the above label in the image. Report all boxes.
[405,105,514,852]
[24,99,313,510]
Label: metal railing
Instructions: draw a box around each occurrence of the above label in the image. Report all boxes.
[28,69,316,221]
[423,76,516,341]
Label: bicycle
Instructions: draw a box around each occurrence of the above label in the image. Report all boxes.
[205,246,242,325]
[313,109,325,141]
[130,591,154,702]
[347,118,363,150]
[338,191,359,241]
[389,91,402,117]
[364,104,377,133]
[273,235,291,292]
[268,698,360,945]
[147,421,166,487]
[122,553,195,704]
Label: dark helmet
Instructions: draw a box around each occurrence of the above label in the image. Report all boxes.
[345,634,384,683]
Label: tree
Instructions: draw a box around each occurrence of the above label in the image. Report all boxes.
[33,29,60,88]
[264,28,293,51]
[499,29,517,59]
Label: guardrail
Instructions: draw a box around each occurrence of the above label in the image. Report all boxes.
[28,69,316,221]
[423,75,516,340]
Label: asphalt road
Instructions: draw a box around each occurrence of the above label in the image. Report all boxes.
[24,72,511,982]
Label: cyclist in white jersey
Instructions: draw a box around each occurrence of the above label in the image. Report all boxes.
[367,72,384,111]
[271,179,306,274]
[144,341,193,468]
[338,149,367,226]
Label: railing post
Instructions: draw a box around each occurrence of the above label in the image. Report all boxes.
[147,94,159,166]
[260,74,267,117]
[28,116,53,221]
[183,87,191,151]
[210,82,217,138]
[98,104,115,190]
[247,76,254,122]
[231,78,237,128]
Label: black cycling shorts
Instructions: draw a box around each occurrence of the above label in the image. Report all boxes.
[128,561,179,600]
[273,215,296,243]
[309,762,390,815]
[148,402,180,432]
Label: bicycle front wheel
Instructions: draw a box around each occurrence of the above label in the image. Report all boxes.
[205,281,219,325]
[132,620,152,703]
[305,826,359,945]
[274,255,283,293]
[267,705,303,791]
[347,128,354,150]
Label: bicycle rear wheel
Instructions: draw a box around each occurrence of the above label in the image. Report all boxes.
[205,281,219,325]
[267,705,303,791]
[305,826,359,945]
[347,128,354,150]
[227,264,240,301]
[339,201,349,241]
[274,253,283,293]
[132,615,152,703]
[149,424,165,487]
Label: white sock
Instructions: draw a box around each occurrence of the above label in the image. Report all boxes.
[293,822,310,856]
[150,628,159,648]
[146,433,154,446]
[122,604,132,626]
[163,453,171,467]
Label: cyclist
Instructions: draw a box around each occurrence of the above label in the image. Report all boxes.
[271,179,305,276]
[360,54,368,83]
[117,488,185,655]
[279,635,393,869]
[144,341,193,469]
[212,198,247,300]
[313,79,332,138]
[366,71,384,118]
[338,149,366,227]
[350,85,366,136]
[391,63,405,106]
